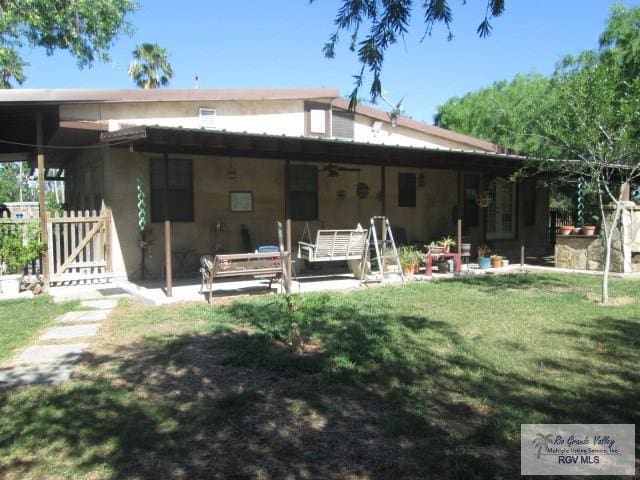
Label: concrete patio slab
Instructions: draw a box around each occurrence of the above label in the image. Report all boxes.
[0,363,74,387]
[15,343,89,365]
[50,283,131,303]
[57,310,110,323]
[40,324,101,341]
[80,299,118,310]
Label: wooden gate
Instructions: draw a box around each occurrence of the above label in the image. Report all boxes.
[48,210,112,283]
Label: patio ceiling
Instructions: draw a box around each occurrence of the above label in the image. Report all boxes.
[101,125,531,174]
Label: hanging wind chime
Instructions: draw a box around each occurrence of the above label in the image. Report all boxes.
[576,176,585,227]
[137,175,150,279]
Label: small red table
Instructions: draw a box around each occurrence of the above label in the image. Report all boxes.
[423,252,461,276]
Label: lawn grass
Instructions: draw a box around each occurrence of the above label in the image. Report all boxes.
[0,295,78,363]
[0,273,638,479]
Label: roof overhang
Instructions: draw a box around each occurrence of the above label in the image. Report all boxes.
[101,126,530,173]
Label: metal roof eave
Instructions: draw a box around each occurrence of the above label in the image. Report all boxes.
[100,125,533,171]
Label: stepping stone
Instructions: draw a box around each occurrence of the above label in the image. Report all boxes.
[0,363,74,388]
[57,310,110,324]
[15,343,89,365]
[80,299,117,310]
[40,324,101,341]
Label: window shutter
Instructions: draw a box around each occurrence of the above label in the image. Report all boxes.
[199,108,217,130]
[332,111,354,139]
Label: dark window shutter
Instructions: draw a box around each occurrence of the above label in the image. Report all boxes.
[332,112,354,139]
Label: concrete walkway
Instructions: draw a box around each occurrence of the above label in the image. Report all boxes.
[0,299,117,388]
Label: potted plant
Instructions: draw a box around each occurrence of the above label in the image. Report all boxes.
[491,254,503,268]
[0,223,45,297]
[426,242,444,255]
[559,225,573,236]
[438,236,456,253]
[477,244,492,269]
[398,245,420,277]
[583,225,597,236]
[459,242,472,256]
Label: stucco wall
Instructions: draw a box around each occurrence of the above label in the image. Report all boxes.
[99,151,473,278]
[61,100,306,137]
[60,100,491,152]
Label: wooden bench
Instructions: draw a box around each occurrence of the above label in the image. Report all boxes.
[200,252,284,302]
[298,229,368,262]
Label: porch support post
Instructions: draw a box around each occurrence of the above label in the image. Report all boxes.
[286,218,292,290]
[518,182,525,267]
[163,153,173,297]
[380,166,386,216]
[36,112,50,288]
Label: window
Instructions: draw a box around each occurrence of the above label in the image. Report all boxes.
[398,172,416,207]
[463,174,480,228]
[150,158,194,222]
[332,111,354,139]
[287,164,318,221]
[304,102,329,138]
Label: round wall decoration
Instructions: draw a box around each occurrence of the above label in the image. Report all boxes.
[356,182,370,199]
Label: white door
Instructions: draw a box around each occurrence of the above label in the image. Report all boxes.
[486,178,516,240]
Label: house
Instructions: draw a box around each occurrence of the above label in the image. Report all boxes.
[0,88,550,284]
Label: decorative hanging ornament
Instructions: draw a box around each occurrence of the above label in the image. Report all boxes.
[475,191,491,208]
[136,175,148,233]
[576,176,585,227]
[356,182,369,199]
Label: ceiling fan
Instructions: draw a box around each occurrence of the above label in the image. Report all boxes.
[320,163,360,177]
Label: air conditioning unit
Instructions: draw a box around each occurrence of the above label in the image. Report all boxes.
[199,108,217,130]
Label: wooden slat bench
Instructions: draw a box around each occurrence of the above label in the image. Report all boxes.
[200,252,283,302]
[298,229,368,262]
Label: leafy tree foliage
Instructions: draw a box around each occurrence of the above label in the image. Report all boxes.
[0,48,28,88]
[0,0,137,88]
[0,163,20,203]
[128,43,173,89]
[435,73,550,153]
[316,0,505,106]
[435,4,640,303]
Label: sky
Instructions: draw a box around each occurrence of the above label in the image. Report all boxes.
[17,0,640,123]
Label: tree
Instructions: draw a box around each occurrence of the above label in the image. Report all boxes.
[0,48,28,88]
[0,163,21,203]
[128,43,173,89]
[434,73,550,153]
[315,0,505,106]
[432,4,640,303]
[0,0,137,86]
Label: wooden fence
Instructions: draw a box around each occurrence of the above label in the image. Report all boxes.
[48,210,112,283]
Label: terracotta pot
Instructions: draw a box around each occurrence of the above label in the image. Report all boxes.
[559,226,573,236]
[583,225,596,236]
[491,257,503,268]
[572,227,582,235]
[442,245,450,253]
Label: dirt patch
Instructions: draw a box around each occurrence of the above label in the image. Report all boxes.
[585,292,635,305]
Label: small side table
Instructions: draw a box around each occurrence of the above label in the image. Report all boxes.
[423,252,461,276]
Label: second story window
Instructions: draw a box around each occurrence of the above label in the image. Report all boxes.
[305,102,329,138]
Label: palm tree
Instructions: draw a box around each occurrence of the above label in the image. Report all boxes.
[128,43,173,89]
[0,48,28,88]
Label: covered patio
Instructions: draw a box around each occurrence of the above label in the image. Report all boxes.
[98,125,542,299]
